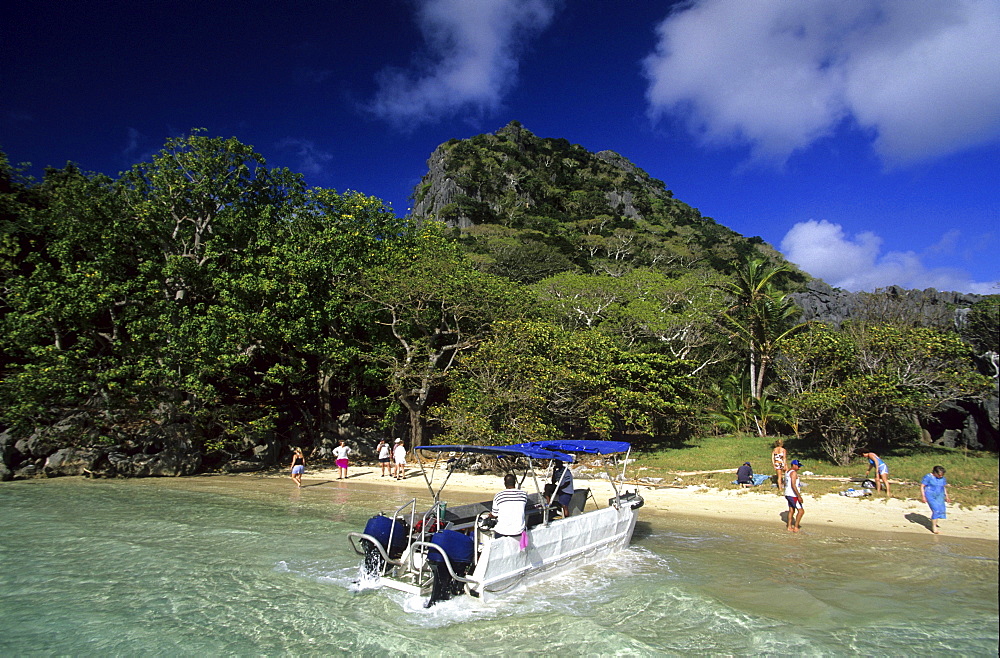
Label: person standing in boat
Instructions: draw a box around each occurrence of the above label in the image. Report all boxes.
[290,447,305,488]
[333,440,351,480]
[552,460,575,517]
[490,473,528,540]
[376,439,391,477]
[392,438,407,479]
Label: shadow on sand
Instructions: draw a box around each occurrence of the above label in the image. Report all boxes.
[904,512,935,533]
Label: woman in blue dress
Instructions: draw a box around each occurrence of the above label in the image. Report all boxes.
[920,465,950,534]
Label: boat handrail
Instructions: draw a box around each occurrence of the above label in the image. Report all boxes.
[390,499,418,555]
[345,531,405,568]
[410,541,479,585]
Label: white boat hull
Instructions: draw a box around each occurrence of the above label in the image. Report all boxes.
[470,504,639,601]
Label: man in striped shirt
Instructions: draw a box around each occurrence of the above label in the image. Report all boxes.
[490,473,528,538]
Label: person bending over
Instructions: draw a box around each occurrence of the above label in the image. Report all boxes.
[860,451,890,497]
[736,461,754,488]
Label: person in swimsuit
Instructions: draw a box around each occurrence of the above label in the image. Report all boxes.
[290,447,305,488]
[784,459,804,532]
[860,451,890,497]
[921,465,950,534]
[772,439,787,492]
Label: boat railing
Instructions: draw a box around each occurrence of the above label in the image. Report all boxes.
[346,498,418,568]
[393,498,418,558]
[346,531,398,566]
[409,541,478,585]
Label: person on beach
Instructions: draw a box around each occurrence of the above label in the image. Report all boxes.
[736,461,754,487]
[772,439,787,492]
[393,438,407,479]
[377,439,391,477]
[860,451,890,496]
[921,465,950,534]
[333,440,351,480]
[490,473,528,541]
[784,459,804,532]
[552,460,575,517]
[290,447,305,488]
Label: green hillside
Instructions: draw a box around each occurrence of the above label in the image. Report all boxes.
[410,121,807,285]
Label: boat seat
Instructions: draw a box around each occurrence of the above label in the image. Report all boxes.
[441,501,492,527]
[437,493,559,529]
[566,488,590,516]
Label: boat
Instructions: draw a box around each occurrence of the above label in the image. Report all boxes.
[347,440,644,607]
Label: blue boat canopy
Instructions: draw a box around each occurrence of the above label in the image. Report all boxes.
[507,440,632,456]
[414,444,575,463]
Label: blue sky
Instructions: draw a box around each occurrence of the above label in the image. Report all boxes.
[3,0,998,293]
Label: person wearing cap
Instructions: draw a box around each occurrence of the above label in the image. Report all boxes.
[784,459,805,532]
[736,461,754,487]
[392,438,407,479]
[551,460,575,517]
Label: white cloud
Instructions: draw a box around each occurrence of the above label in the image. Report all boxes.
[780,219,999,294]
[276,138,334,176]
[369,0,559,126]
[643,0,1000,165]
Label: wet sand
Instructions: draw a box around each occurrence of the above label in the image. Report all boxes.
[278,463,999,544]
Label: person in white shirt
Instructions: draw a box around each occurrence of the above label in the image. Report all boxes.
[490,473,528,538]
[333,440,351,480]
[376,439,391,477]
[392,439,407,479]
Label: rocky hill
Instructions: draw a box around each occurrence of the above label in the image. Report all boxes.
[409,121,805,284]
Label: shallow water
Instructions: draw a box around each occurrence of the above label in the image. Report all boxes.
[1,475,996,656]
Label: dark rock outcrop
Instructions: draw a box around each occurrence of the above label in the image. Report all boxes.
[43,447,104,477]
[790,281,982,331]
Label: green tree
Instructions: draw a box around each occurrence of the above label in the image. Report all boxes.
[777,323,991,464]
[434,320,698,446]
[357,225,521,446]
[719,257,806,401]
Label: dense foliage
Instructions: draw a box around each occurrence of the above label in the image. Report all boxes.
[0,126,994,476]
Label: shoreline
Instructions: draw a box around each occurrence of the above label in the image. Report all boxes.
[284,463,999,543]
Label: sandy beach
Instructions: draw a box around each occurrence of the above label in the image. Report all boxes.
[291,462,999,542]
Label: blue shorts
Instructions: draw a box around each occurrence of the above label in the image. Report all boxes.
[292,465,304,475]
[557,492,573,508]
[877,463,888,476]
[785,495,803,510]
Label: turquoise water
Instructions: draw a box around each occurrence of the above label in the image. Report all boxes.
[1,476,996,656]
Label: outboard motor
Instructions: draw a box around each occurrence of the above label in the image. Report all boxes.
[425,529,474,607]
[360,514,408,577]
[610,491,644,510]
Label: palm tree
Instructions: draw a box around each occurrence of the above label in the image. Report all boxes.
[720,258,807,400]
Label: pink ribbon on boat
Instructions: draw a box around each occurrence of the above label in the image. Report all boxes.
[519,530,529,551]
